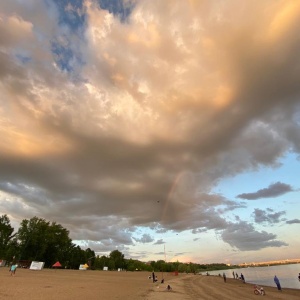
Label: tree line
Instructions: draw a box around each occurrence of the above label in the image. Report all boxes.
[0,214,238,272]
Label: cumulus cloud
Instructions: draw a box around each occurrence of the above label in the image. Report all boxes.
[237,182,294,200]
[133,233,154,243]
[0,0,300,256]
[221,221,288,251]
[253,208,286,224]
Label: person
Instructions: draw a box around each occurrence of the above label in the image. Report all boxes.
[274,275,282,291]
[167,284,172,291]
[298,273,300,282]
[235,272,239,279]
[232,271,235,279]
[223,273,226,282]
[152,271,156,283]
[10,264,17,276]
[240,273,245,283]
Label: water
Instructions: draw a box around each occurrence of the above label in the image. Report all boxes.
[204,264,300,289]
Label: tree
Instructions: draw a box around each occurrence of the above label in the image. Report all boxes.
[156,260,165,272]
[94,255,108,270]
[17,217,73,267]
[42,221,73,266]
[109,250,125,270]
[0,215,16,260]
[68,245,86,269]
[178,263,187,273]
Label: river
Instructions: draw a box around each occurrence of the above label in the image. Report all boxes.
[204,263,300,289]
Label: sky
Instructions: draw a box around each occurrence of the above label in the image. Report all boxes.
[0,0,300,265]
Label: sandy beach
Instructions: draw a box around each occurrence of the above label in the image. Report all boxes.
[1,267,299,299]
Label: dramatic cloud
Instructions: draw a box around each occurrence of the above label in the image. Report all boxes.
[1,0,300,257]
[237,182,294,200]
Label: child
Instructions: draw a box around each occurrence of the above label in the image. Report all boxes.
[10,264,17,276]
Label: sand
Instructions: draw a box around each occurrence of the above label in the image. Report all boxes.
[1,267,300,299]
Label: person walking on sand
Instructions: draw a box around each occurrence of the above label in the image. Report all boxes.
[10,264,17,276]
[241,273,245,283]
[223,273,226,283]
[274,275,282,291]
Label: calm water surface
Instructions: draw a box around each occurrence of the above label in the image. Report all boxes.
[205,264,300,289]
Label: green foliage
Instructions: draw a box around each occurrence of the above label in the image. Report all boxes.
[0,215,240,272]
[0,215,16,260]
[109,250,125,270]
[16,216,73,267]
[67,245,86,269]
[124,258,152,271]
[94,255,109,270]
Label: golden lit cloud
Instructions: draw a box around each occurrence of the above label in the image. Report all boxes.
[1,0,300,261]
[269,1,300,41]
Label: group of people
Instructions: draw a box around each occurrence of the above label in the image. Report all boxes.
[228,272,300,291]
[231,271,245,282]
[150,272,165,284]
[150,271,172,291]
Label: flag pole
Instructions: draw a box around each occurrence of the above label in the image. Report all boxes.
[162,244,166,282]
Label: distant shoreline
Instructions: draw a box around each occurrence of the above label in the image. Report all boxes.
[238,260,300,268]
